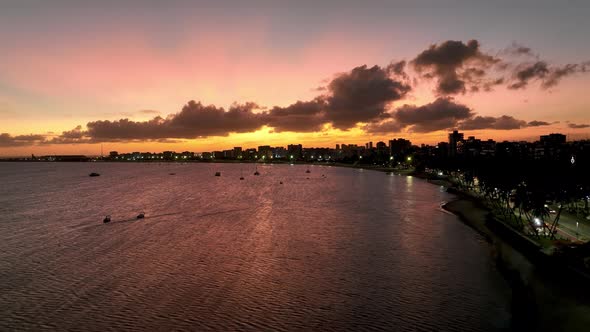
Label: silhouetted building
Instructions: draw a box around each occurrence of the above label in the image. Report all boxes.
[540,133,566,145]
[287,144,303,160]
[233,147,243,158]
[389,138,412,159]
[258,145,272,159]
[448,130,464,157]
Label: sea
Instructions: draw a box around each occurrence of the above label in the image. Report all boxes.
[0,162,511,331]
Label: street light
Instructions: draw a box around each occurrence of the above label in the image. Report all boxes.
[407,156,412,162]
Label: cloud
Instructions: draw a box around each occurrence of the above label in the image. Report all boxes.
[43,125,93,144]
[82,101,266,141]
[412,40,500,95]
[460,115,526,130]
[363,119,403,135]
[508,61,588,90]
[508,61,550,89]
[323,64,411,129]
[0,133,45,147]
[263,99,326,133]
[527,120,551,127]
[261,63,412,132]
[502,42,535,57]
[392,97,474,133]
[365,99,553,134]
[568,123,590,129]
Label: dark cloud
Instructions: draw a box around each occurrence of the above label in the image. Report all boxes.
[542,63,586,89]
[412,40,500,95]
[365,99,553,135]
[323,64,411,129]
[568,123,590,129]
[527,120,551,127]
[387,60,410,80]
[508,61,550,89]
[363,118,403,135]
[0,133,45,147]
[508,61,588,90]
[85,101,266,141]
[460,115,526,130]
[43,125,93,144]
[263,99,326,132]
[392,98,474,133]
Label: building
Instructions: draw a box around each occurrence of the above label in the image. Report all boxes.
[448,130,464,157]
[233,147,243,159]
[389,138,412,159]
[258,145,272,159]
[287,144,303,160]
[540,133,566,146]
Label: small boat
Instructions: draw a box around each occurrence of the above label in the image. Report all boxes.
[279,181,283,184]
[254,165,260,176]
[215,172,221,176]
[305,169,311,173]
[169,173,176,175]
[137,212,145,219]
[103,215,111,223]
[240,176,244,180]
[89,172,100,177]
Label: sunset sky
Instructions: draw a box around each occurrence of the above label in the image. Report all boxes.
[1,0,589,156]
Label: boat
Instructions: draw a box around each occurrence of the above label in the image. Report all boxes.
[240,176,244,180]
[279,181,283,184]
[137,212,145,219]
[103,215,111,223]
[240,169,244,180]
[215,172,221,176]
[254,165,260,176]
[89,172,100,177]
[305,168,311,173]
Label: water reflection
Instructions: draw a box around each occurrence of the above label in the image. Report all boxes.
[0,162,510,331]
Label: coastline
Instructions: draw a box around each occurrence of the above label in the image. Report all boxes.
[440,191,590,331]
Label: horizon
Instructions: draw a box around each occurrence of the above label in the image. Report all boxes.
[2,130,585,159]
[1,0,589,156]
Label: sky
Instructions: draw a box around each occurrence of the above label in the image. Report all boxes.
[1,0,589,156]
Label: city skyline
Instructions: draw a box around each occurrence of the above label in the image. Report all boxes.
[1,0,590,156]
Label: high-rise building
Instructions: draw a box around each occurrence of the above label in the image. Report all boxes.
[388,138,411,158]
[540,133,566,145]
[448,130,464,157]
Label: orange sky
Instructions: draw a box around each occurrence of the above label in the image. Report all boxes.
[1,1,589,156]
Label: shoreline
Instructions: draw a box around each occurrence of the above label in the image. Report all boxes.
[441,192,590,331]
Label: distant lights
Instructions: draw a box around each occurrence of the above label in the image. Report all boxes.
[534,217,541,226]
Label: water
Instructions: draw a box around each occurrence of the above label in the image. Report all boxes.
[0,162,510,331]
